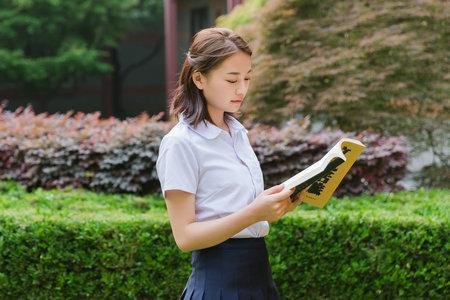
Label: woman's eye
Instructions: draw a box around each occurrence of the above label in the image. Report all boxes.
[245,78,251,81]
[227,80,237,83]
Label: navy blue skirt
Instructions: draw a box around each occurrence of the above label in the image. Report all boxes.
[180,237,280,300]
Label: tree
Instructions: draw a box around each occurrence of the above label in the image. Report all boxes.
[0,0,163,112]
[219,0,449,187]
[109,0,163,119]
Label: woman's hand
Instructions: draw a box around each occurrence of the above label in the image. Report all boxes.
[164,185,306,252]
[289,189,306,211]
[250,184,306,223]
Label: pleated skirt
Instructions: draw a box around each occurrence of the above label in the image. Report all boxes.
[180,237,280,300]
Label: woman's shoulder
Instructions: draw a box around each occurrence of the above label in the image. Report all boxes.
[158,121,199,168]
[160,121,193,148]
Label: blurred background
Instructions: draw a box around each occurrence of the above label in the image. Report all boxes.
[0,0,448,189]
[0,0,240,119]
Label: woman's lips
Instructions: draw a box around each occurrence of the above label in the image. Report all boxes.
[231,100,242,103]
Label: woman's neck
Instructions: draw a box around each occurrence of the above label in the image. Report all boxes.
[209,110,230,135]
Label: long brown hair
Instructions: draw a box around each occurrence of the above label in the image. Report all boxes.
[170,27,252,127]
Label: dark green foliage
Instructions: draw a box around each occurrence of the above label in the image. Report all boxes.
[0,182,448,298]
[0,0,163,94]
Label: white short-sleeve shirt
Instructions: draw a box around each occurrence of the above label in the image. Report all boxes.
[156,114,269,238]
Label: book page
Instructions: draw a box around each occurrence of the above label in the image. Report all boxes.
[283,143,347,190]
[301,140,365,207]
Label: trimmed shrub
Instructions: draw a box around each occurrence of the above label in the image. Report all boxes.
[0,181,188,299]
[269,190,450,299]
[0,106,408,196]
[0,182,448,298]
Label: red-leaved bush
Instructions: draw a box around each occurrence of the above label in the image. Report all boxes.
[246,118,409,196]
[0,106,408,196]
[0,105,172,194]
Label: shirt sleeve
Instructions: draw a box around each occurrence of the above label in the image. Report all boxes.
[156,134,199,197]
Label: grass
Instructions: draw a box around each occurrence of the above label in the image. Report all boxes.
[1,180,448,223]
[0,180,166,223]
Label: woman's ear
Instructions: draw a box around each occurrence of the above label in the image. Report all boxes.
[192,71,204,90]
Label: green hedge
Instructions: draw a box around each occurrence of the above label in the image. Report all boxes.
[269,191,450,299]
[0,181,448,299]
[0,181,188,299]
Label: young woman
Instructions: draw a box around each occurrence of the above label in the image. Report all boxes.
[156,27,305,300]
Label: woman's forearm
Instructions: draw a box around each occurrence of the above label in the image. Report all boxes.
[165,185,297,253]
[175,205,258,252]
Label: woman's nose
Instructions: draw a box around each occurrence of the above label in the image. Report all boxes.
[236,81,246,97]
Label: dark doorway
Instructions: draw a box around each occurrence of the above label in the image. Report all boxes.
[191,6,209,39]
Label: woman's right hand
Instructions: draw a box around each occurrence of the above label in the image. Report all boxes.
[250,184,304,223]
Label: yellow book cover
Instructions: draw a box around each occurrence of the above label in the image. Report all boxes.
[281,138,366,208]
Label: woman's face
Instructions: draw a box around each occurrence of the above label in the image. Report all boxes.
[194,51,252,117]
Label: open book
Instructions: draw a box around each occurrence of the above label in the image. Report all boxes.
[281,138,366,208]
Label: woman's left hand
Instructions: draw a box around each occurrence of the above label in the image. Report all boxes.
[287,188,306,212]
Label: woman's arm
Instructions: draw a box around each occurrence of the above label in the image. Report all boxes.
[165,185,303,252]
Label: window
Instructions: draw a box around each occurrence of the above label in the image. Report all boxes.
[191,6,209,38]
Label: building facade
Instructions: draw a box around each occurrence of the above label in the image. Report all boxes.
[1,0,242,120]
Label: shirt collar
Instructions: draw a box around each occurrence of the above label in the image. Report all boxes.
[180,113,248,140]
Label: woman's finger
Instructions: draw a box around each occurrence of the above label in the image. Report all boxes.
[267,186,293,202]
[265,184,285,195]
[289,189,306,210]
